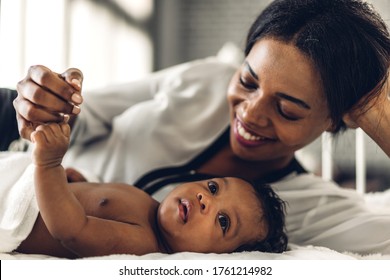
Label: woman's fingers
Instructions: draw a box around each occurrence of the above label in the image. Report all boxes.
[14,96,64,123]
[61,67,83,89]
[26,65,81,104]
[17,80,76,115]
[61,68,84,104]
[16,114,37,141]
[14,65,83,140]
[13,96,66,140]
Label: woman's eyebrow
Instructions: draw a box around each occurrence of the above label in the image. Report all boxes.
[276,92,311,110]
[244,61,311,110]
[244,61,259,80]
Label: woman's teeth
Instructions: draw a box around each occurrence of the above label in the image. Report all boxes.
[237,122,264,141]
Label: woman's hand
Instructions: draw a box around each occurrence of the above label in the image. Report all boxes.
[343,72,390,156]
[14,65,83,141]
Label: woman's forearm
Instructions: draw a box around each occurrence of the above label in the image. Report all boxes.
[356,104,390,157]
[355,78,390,157]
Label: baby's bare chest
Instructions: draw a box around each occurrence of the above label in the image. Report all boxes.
[71,184,158,224]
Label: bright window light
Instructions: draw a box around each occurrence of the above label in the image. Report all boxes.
[0,0,153,90]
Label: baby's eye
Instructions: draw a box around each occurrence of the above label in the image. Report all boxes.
[218,213,230,234]
[208,180,218,195]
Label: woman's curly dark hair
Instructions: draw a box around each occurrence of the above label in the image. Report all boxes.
[234,181,288,253]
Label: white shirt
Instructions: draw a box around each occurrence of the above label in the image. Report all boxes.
[64,57,236,184]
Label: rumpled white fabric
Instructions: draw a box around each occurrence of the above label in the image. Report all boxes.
[0,152,38,252]
[272,173,390,255]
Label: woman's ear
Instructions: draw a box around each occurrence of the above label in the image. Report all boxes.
[323,118,338,132]
[341,113,359,129]
[325,123,336,132]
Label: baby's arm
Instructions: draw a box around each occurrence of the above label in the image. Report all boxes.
[31,123,157,257]
[31,122,88,241]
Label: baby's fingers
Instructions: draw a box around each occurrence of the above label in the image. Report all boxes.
[31,128,48,144]
[60,122,71,138]
[42,123,70,142]
[33,123,62,144]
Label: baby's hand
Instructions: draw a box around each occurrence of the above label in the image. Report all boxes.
[31,123,71,168]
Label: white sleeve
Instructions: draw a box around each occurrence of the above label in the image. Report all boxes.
[70,60,215,145]
[71,77,155,145]
[273,173,390,255]
[64,57,237,184]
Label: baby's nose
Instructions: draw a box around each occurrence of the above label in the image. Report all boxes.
[197,193,208,212]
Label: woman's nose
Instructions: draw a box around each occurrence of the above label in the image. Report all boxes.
[241,94,270,127]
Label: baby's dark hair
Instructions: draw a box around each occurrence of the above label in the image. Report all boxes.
[234,179,288,253]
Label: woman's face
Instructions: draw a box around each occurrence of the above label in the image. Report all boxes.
[157,177,266,253]
[227,38,333,162]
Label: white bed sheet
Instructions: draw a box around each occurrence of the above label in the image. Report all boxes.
[1,243,389,260]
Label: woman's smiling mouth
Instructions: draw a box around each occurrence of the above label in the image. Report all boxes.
[234,119,276,147]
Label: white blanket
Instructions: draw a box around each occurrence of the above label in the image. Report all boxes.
[1,243,389,260]
[272,173,390,255]
[0,152,38,252]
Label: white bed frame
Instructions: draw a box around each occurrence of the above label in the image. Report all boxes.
[321,129,366,194]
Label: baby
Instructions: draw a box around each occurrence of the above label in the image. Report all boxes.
[13,122,287,258]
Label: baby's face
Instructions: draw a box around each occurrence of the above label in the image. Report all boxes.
[157,177,267,253]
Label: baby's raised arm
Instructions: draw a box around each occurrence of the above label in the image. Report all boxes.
[30,123,158,257]
[31,122,89,241]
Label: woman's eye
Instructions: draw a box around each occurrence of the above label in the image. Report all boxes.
[239,77,257,90]
[208,181,218,195]
[218,214,230,234]
[277,104,301,121]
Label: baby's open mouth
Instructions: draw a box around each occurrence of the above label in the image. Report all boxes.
[179,199,191,223]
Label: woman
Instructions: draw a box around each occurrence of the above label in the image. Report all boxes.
[8,0,390,254]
